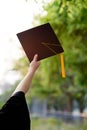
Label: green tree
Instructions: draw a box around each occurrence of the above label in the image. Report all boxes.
[32,0,87,112]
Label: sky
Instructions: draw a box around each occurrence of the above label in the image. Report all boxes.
[0,0,45,94]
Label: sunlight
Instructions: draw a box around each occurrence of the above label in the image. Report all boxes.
[0,0,43,93]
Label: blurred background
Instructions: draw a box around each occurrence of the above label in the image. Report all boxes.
[0,0,87,129]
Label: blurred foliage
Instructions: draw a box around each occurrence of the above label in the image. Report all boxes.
[12,0,87,112]
[0,80,20,108]
[31,117,87,130]
[13,56,29,76]
[32,0,87,112]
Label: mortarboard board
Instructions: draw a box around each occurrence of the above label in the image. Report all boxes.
[16,23,66,78]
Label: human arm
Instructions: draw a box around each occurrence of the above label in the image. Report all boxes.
[12,54,40,95]
[0,54,40,129]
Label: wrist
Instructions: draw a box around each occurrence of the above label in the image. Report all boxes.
[27,68,36,75]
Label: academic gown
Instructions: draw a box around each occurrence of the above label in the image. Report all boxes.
[0,91,30,130]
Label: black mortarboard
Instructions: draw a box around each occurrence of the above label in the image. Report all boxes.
[16,23,66,78]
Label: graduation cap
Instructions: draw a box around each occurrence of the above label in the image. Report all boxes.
[16,23,66,78]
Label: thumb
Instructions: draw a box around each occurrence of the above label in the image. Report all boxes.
[33,54,38,61]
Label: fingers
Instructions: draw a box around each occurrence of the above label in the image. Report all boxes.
[33,54,38,61]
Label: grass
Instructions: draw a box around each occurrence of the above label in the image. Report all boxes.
[31,117,87,130]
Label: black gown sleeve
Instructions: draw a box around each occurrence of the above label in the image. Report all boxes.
[0,91,30,130]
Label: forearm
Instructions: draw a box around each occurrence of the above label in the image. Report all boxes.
[12,70,35,95]
[12,54,40,96]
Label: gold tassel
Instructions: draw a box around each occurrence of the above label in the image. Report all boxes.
[60,53,66,78]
